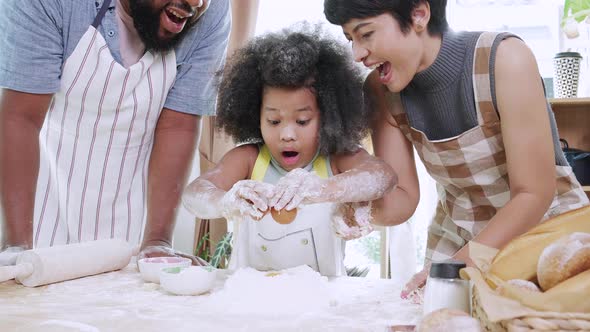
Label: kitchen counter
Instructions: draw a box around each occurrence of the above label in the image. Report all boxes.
[0,262,421,332]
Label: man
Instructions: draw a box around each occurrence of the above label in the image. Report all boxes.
[0,0,230,263]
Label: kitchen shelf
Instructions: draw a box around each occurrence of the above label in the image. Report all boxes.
[549,99,590,200]
[549,98,590,152]
[549,98,590,108]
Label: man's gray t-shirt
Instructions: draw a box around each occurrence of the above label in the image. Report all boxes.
[0,0,231,116]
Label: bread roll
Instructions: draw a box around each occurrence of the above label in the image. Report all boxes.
[496,279,541,296]
[417,308,482,332]
[489,205,590,282]
[537,232,590,291]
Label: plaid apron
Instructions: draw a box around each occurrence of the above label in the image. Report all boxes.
[390,32,589,262]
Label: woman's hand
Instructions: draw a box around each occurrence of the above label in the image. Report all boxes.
[400,262,431,304]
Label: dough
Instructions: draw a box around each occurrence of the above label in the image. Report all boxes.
[417,308,482,332]
[537,232,590,291]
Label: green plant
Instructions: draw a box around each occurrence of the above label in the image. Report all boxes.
[194,231,233,268]
[346,265,370,277]
[195,232,211,262]
[562,0,590,38]
[209,232,233,268]
[359,234,381,264]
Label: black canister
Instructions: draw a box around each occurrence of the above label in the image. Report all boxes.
[561,139,590,185]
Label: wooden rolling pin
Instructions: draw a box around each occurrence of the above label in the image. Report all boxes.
[0,238,132,287]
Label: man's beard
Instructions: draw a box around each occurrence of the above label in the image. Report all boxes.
[129,0,195,52]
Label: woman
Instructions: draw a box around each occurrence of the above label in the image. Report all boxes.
[323,0,589,298]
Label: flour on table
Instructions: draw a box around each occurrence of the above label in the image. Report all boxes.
[1,262,422,331]
[209,265,335,315]
[36,320,100,332]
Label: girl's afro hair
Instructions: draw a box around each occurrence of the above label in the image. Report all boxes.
[215,24,369,155]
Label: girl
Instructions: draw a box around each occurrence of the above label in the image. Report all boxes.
[323,0,589,296]
[182,26,396,276]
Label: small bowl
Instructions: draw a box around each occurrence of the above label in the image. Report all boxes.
[159,265,217,296]
[137,257,191,283]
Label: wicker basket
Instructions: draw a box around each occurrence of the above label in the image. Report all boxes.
[471,276,590,331]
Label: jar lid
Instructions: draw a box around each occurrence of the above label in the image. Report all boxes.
[429,260,466,279]
[554,52,582,59]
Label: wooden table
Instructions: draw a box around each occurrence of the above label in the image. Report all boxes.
[0,263,421,332]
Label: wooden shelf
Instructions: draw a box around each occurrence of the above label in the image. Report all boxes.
[549,98,590,151]
[584,186,590,192]
[549,98,590,107]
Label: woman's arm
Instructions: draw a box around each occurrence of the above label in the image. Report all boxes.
[454,37,556,265]
[365,71,421,226]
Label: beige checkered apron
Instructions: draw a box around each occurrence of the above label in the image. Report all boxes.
[391,32,590,262]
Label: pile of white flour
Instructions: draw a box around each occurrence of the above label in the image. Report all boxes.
[209,265,335,315]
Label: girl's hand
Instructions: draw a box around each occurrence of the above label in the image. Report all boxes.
[270,168,325,211]
[221,180,274,220]
[332,202,374,240]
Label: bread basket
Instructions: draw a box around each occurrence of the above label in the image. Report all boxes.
[465,267,590,331]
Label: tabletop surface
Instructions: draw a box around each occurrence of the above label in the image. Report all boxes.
[0,263,421,332]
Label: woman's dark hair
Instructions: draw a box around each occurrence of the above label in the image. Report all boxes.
[216,24,367,155]
[324,0,448,36]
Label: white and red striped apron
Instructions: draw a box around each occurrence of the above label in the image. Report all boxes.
[33,0,176,247]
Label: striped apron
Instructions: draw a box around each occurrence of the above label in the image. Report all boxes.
[33,0,176,247]
[229,145,346,276]
[390,32,589,262]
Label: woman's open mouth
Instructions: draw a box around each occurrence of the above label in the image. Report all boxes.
[377,62,392,84]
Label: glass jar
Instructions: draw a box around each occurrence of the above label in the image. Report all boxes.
[422,260,470,315]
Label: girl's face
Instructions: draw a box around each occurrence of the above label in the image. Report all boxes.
[341,12,430,93]
[260,86,321,171]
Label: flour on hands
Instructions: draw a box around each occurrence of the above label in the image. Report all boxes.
[270,168,325,211]
[222,180,275,221]
[332,202,374,240]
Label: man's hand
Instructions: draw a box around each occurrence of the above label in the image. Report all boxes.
[0,246,25,266]
[138,243,208,266]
